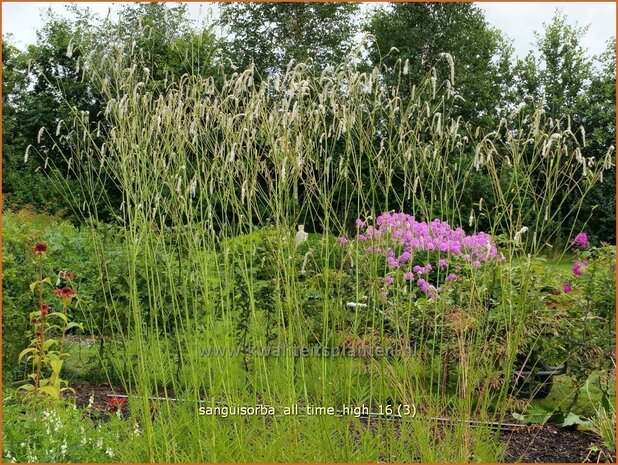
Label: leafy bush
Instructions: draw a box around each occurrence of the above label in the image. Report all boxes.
[560,244,616,398]
[3,210,62,381]
[503,237,617,404]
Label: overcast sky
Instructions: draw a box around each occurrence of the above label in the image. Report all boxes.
[2,2,616,60]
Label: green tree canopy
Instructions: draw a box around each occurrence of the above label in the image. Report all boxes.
[512,13,615,243]
[366,2,513,128]
[2,4,220,215]
[219,2,360,79]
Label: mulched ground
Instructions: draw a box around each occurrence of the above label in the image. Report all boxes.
[71,383,615,463]
[502,424,614,463]
[72,382,130,424]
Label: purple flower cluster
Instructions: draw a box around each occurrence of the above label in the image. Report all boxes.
[341,212,498,296]
[565,231,591,292]
[571,232,589,249]
[562,283,573,293]
[571,259,588,277]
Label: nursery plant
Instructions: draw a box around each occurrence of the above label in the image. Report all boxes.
[16,242,83,400]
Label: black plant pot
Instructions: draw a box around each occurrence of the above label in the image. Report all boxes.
[510,359,567,400]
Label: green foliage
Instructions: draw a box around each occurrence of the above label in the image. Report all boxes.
[2,210,127,382]
[534,12,592,120]
[2,4,220,217]
[586,378,617,453]
[18,255,83,400]
[2,392,126,462]
[510,244,616,406]
[113,3,220,84]
[2,5,616,461]
[512,16,616,244]
[219,2,360,78]
[366,2,513,128]
[564,246,616,388]
[574,39,616,244]
[2,210,59,381]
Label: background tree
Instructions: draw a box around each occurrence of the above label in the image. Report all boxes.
[366,2,513,129]
[512,13,615,243]
[2,4,220,216]
[115,3,219,83]
[573,39,616,243]
[219,2,360,79]
[2,9,100,214]
[536,12,592,121]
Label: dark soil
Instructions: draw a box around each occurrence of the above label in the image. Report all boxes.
[72,382,129,423]
[502,424,615,463]
[70,383,615,463]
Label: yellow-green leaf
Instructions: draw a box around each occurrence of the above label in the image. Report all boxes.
[40,385,60,399]
[66,322,84,331]
[16,384,35,392]
[43,339,58,351]
[49,359,64,388]
[18,347,37,362]
[49,312,68,323]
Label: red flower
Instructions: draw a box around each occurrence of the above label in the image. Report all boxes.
[108,396,127,410]
[54,287,76,299]
[40,304,50,316]
[32,242,48,254]
[59,270,76,280]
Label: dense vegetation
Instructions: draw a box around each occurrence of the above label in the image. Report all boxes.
[2,3,616,463]
[3,3,616,243]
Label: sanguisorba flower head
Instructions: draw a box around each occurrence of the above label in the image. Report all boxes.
[571,232,589,248]
[32,242,48,254]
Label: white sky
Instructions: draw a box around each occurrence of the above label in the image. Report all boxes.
[2,2,616,60]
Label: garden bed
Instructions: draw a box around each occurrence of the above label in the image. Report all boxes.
[68,383,614,463]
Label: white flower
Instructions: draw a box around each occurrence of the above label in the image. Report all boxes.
[24,145,32,163]
[133,422,142,437]
[295,225,308,246]
[346,302,368,308]
[513,226,528,244]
